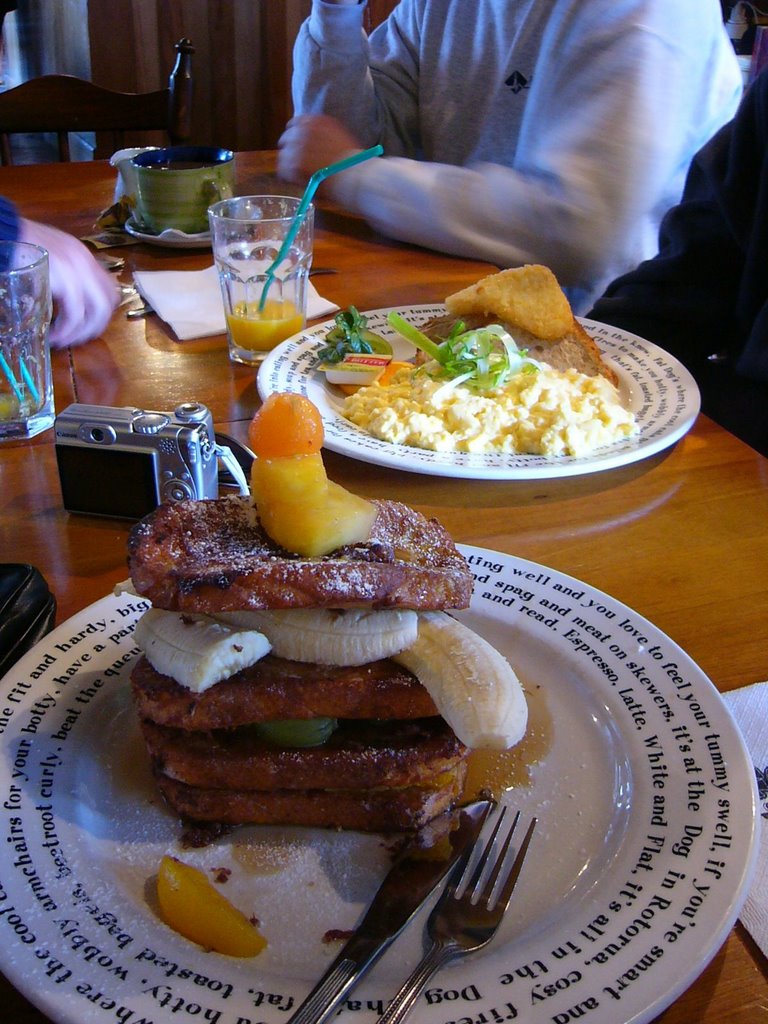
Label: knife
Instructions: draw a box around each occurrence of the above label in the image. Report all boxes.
[285,798,495,1024]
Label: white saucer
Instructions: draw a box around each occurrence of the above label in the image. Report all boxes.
[124,216,211,248]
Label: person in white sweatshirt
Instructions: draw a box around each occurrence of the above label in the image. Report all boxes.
[278,0,741,312]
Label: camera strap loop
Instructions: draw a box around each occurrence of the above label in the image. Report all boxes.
[215,441,250,495]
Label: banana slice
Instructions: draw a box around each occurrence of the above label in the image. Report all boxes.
[135,609,271,692]
[215,608,418,666]
[392,611,527,750]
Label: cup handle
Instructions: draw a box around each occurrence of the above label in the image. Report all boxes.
[204,178,234,203]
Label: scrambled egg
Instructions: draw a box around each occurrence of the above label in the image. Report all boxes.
[342,367,637,457]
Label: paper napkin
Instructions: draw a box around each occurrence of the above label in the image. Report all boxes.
[132,265,339,341]
[722,681,768,957]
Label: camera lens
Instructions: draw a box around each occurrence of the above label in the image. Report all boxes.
[91,427,106,442]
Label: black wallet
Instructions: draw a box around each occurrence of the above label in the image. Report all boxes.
[0,564,57,679]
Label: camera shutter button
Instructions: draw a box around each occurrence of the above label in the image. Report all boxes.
[133,413,170,434]
[175,402,208,422]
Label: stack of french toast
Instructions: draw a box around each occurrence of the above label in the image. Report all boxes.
[126,394,527,834]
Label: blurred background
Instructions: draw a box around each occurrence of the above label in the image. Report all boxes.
[0,0,400,163]
[0,0,764,165]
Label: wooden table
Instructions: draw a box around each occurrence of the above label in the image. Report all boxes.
[0,154,766,1024]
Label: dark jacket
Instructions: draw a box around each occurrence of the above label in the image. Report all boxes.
[588,68,768,456]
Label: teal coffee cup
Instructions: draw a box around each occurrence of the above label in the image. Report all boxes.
[133,146,235,234]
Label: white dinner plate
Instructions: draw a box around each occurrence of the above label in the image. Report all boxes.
[257,307,701,479]
[124,216,212,249]
[0,550,757,1024]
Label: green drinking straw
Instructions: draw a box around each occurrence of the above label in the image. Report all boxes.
[0,350,24,403]
[258,144,384,311]
[19,357,40,403]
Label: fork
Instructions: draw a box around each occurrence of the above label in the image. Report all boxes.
[376,806,537,1024]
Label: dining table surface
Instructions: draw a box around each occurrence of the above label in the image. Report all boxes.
[0,151,766,1024]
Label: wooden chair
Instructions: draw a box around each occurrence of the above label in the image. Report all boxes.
[0,38,194,165]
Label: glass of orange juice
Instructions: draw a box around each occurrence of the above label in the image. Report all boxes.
[208,195,314,365]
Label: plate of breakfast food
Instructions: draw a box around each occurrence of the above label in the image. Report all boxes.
[0,396,756,1024]
[258,266,700,479]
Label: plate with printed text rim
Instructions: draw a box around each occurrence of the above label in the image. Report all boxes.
[0,548,757,1024]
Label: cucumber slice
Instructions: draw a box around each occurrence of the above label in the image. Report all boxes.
[255,717,338,747]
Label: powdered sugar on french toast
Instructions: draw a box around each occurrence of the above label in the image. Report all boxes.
[128,497,473,613]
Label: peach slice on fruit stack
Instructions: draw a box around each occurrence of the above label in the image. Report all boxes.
[248,393,377,556]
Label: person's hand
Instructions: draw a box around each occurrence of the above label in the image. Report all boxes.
[19,218,118,349]
[277,114,364,193]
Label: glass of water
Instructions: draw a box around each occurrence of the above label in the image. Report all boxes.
[0,241,53,441]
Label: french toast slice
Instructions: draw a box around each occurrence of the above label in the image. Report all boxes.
[425,265,618,386]
[128,497,473,614]
[152,764,468,833]
[139,717,467,792]
[130,653,438,729]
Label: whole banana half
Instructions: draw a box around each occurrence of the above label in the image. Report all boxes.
[392,611,527,750]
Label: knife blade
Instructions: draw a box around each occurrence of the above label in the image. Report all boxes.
[285,798,495,1024]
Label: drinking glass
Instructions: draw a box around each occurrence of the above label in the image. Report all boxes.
[208,195,314,365]
[0,242,53,440]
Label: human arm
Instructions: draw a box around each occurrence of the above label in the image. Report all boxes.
[277,114,365,194]
[286,0,741,310]
[589,68,768,381]
[291,0,423,156]
[0,195,18,241]
[18,219,117,349]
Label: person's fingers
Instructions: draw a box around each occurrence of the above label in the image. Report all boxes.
[19,218,118,347]
[49,281,116,348]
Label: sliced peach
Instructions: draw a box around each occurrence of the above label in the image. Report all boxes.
[248,393,324,458]
[251,454,376,556]
[248,394,377,556]
[156,855,266,957]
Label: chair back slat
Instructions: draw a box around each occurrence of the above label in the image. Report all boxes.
[0,38,194,164]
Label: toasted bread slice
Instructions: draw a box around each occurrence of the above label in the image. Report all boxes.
[525,328,617,384]
[128,497,473,614]
[140,717,467,792]
[438,265,618,386]
[130,653,437,730]
[152,763,467,832]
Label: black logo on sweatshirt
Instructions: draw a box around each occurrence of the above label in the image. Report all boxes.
[505,71,530,94]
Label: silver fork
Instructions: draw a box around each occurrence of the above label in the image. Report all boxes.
[377,807,537,1024]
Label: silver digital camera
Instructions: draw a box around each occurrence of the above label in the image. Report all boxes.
[54,402,248,519]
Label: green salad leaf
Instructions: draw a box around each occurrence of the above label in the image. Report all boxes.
[387,311,540,393]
